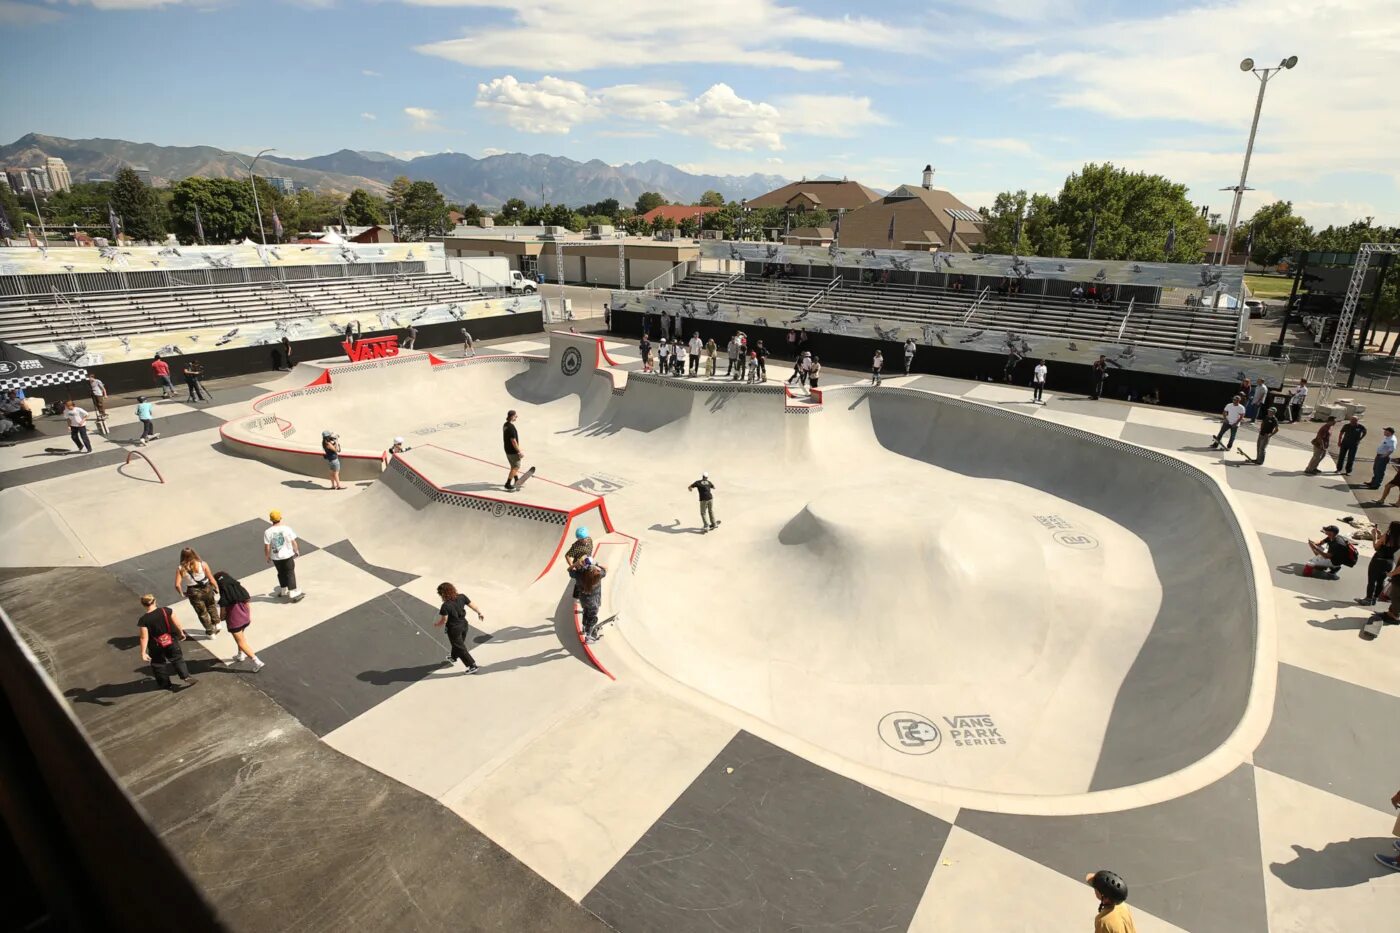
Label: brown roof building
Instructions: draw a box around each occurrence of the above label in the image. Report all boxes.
[834,167,985,252]
[744,178,881,212]
[640,205,723,225]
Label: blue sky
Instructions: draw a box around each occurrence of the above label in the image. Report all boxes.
[1,0,1396,228]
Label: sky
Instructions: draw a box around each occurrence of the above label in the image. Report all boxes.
[1,0,1396,229]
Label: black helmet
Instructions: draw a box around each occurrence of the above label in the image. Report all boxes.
[1087,870,1128,904]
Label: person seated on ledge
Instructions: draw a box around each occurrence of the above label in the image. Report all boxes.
[1306,525,1355,579]
[1,391,34,430]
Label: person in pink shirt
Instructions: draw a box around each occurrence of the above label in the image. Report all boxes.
[151,354,174,399]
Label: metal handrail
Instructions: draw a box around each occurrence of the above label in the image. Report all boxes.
[122,449,165,484]
[705,271,742,299]
[960,285,992,324]
[803,275,842,310]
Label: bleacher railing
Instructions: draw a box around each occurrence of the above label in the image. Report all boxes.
[804,276,842,311]
[0,261,428,298]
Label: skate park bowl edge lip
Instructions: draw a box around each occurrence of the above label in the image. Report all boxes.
[215,336,1278,816]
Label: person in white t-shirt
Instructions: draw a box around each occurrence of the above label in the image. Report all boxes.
[1210,394,1249,451]
[1032,360,1048,404]
[1248,379,1269,423]
[675,341,689,377]
[262,510,305,602]
[688,333,702,376]
[64,400,93,453]
[1289,379,1309,424]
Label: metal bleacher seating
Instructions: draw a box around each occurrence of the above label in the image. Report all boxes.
[0,272,484,345]
[662,272,1241,355]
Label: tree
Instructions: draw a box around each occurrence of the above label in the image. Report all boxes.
[0,182,25,239]
[699,190,725,207]
[168,176,259,243]
[111,166,166,241]
[399,180,451,240]
[578,198,620,219]
[344,188,386,225]
[635,191,667,214]
[1053,163,1207,262]
[286,189,344,235]
[497,197,528,224]
[459,202,484,226]
[1242,201,1312,266]
[386,175,412,235]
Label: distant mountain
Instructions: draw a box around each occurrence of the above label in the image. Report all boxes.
[1,133,790,208]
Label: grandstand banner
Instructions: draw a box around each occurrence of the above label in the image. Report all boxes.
[611,290,1287,386]
[700,242,1244,293]
[0,241,445,276]
[18,293,543,368]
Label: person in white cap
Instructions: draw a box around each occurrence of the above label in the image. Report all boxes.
[688,472,720,532]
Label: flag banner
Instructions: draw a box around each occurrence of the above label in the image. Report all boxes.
[833,210,841,245]
[194,204,206,244]
[1087,214,1099,259]
[107,203,122,240]
[1164,223,1177,255]
[0,209,12,239]
[887,215,896,245]
[272,210,284,239]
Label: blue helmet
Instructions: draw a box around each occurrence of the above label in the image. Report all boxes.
[575,526,590,539]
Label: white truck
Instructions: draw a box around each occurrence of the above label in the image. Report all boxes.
[446,257,539,293]
[505,270,540,293]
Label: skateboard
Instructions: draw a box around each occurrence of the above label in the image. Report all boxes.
[512,465,536,491]
[1362,614,1385,640]
[585,613,619,643]
[702,519,722,534]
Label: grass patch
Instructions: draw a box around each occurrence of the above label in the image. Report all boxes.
[1245,274,1294,300]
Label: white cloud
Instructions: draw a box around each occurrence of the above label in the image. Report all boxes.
[412,0,930,72]
[61,0,192,8]
[473,75,886,151]
[403,106,441,130]
[360,112,376,121]
[362,69,382,77]
[0,1,63,23]
[385,149,432,160]
[480,147,506,156]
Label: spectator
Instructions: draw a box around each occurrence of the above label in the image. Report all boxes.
[1305,524,1353,579]
[1335,415,1367,475]
[1369,427,1397,490]
[1375,787,1400,872]
[86,370,107,416]
[214,570,262,671]
[688,332,702,376]
[1289,378,1309,423]
[1357,521,1400,606]
[322,430,344,490]
[1305,415,1337,475]
[1032,360,1048,404]
[263,510,305,602]
[182,358,210,403]
[1244,406,1280,465]
[151,353,174,399]
[1210,395,1248,451]
[904,337,917,375]
[754,341,768,382]
[1,391,33,430]
[136,594,196,693]
[1248,378,1268,423]
[1090,355,1109,400]
[175,547,220,637]
[871,350,884,386]
[64,400,93,453]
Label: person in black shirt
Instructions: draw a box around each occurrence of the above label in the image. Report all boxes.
[688,472,720,532]
[136,594,197,692]
[1358,520,1400,606]
[503,410,523,490]
[1335,415,1367,475]
[435,582,484,673]
[1090,355,1108,399]
[1245,407,1281,465]
[754,341,768,382]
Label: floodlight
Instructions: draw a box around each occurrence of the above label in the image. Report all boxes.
[1239,57,1254,71]
[1283,55,1298,69]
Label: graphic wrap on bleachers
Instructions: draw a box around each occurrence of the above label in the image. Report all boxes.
[702,242,1246,292]
[612,272,1287,385]
[0,241,438,276]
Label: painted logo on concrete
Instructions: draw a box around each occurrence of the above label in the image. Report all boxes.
[1036,514,1099,550]
[561,346,583,376]
[944,714,1007,747]
[878,711,942,755]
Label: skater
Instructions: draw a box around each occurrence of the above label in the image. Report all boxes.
[808,356,821,393]
[704,337,717,377]
[1090,355,1108,399]
[1246,406,1281,465]
[503,410,525,491]
[746,347,760,383]
[1247,378,1268,422]
[281,336,293,369]
[1002,347,1023,383]
[639,334,652,373]
[1357,520,1400,606]
[174,546,221,637]
[1305,525,1354,579]
[214,569,263,671]
[688,472,719,532]
[754,341,768,382]
[565,525,595,568]
[661,311,672,340]
[322,430,344,489]
[135,396,158,445]
[904,337,916,375]
[86,370,107,416]
[658,338,672,376]
[1209,394,1248,451]
[688,332,702,376]
[461,327,475,357]
[1305,415,1337,475]
[726,334,739,376]
[263,510,305,601]
[1376,787,1400,873]
[151,353,174,399]
[404,324,418,350]
[569,557,608,643]
[674,339,688,377]
[871,350,883,386]
[1369,427,1397,489]
[1336,415,1367,475]
[182,358,210,403]
[1288,378,1309,423]
[63,400,93,453]
[435,582,483,673]
[137,594,197,692]
[1032,360,1048,403]
[1084,870,1136,933]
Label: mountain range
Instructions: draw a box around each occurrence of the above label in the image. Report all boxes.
[0,133,790,208]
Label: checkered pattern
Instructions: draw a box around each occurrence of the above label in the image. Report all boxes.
[0,368,88,393]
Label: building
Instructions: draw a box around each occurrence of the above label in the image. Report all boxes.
[782,227,835,247]
[127,165,154,186]
[26,168,51,194]
[5,168,31,195]
[45,157,72,193]
[743,177,880,213]
[832,166,985,252]
[639,204,722,227]
[266,176,296,196]
[435,230,699,288]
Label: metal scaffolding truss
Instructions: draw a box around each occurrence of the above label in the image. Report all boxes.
[1321,242,1400,401]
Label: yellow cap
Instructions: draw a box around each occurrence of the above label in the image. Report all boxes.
[269,509,282,522]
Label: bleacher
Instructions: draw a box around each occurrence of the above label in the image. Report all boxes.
[663,272,1241,354]
[0,272,483,344]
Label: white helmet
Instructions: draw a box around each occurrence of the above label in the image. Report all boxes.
[701,471,709,479]
[393,436,405,445]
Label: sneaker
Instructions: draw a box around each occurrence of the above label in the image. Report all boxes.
[232,650,247,663]
[1392,839,1400,853]
[212,623,223,635]
[289,590,305,603]
[182,678,198,687]
[151,433,161,439]
[250,658,265,672]
[270,586,286,597]
[466,665,481,674]
[444,654,456,664]
[1356,598,1376,605]
[1376,854,1400,872]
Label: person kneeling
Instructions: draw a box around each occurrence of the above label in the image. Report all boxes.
[1306,525,1356,579]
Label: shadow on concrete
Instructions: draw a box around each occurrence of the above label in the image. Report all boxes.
[1269,837,1397,889]
[356,662,444,685]
[648,519,703,535]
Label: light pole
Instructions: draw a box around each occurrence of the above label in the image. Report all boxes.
[231,148,276,244]
[1219,55,1297,267]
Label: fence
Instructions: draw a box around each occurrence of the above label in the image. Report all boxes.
[0,261,428,298]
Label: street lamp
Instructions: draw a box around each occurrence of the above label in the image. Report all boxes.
[1219,55,1297,267]
[230,148,276,245]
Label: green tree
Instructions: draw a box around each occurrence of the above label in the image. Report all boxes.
[578,198,620,219]
[0,182,25,239]
[169,176,258,243]
[699,190,725,207]
[386,175,412,235]
[1054,162,1207,262]
[287,189,344,235]
[1242,201,1312,266]
[635,191,667,214]
[344,188,386,225]
[497,197,528,224]
[399,180,451,240]
[111,166,166,241]
[975,190,1030,254]
[459,202,484,225]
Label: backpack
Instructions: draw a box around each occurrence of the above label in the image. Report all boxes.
[216,571,250,607]
[1339,539,1359,567]
[153,608,175,649]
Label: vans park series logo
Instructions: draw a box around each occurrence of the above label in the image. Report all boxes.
[878,711,1007,755]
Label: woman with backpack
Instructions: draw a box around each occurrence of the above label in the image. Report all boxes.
[137,594,197,692]
[569,557,608,644]
[174,547,221,637]
[214,570,263,671]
